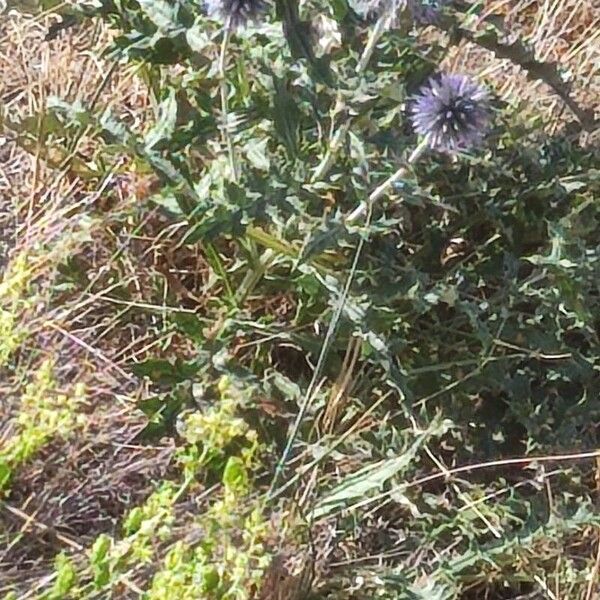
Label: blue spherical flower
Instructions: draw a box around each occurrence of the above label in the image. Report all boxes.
[204,0,266,29]
[408,0,451,24]
[410,73,491,153]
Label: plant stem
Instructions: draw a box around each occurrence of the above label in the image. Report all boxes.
[311,14,390,183]
[357,13,390,73]
[346,136,430,223]
[236,248,276,304]
[267,212,370,501]
[218,18,266,303]
[219,18,238,181]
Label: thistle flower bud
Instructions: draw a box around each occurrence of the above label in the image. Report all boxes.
[410,73,491,153]
[204,0,267,29]
[408,0,452,24]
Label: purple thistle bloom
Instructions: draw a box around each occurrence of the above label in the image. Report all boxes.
[410,73,491,153]
[408,0,451,24]
[204,0,266,29]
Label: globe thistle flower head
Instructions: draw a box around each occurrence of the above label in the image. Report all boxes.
[408,0,451,24]
[204,0,266,29]
[410,73,491,153]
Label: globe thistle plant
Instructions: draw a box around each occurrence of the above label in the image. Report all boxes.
[204,0,267,29]
[410,73,491,154]
[407,0,451,24]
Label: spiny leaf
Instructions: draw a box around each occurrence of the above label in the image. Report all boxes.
[275,0,334,86]
[137,0,181,32]
[144,89,178,150]
[298,216,347,263]
[472,25,595,130]
[272,76,301,157]
[130,358,200,385]
[309,422,453,519]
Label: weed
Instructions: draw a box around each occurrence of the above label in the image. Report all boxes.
[0,360,85,491]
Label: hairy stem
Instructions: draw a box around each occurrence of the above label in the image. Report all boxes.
[219,18,238,181]
[346,136,430,223]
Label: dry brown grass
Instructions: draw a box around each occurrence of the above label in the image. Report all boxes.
[447,0,600,138]
[0,12,180,592]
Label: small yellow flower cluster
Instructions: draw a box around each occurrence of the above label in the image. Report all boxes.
[36,375,270,599]
[146,376,270,600]
[147,493,271,600]
[43,553,78,600]
[86,484,178,590]
[182,399,249,451]
[148,542,221,600]
[0,252,34,367]
[0,360,85,491]
[178,375,260,472]
[122,483,177,540]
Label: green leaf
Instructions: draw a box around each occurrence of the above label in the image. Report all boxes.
[137,396,165,419]
[523,223,577,269]
[310,419,452,519]
[138,0,181,32]
[93,562,110,589]
[136,385,192,440]
[222,456,248,492]
[90,534,111,565]
[298,217,346,263]
[0,461,12,490]
[144,89,178,150]
[130,358,199,385]
[275,0,334,86]
[186,23,211,53]
[123,507,144,535]
[201,567,220,592]
[310,441,422,520]
[269,370,302,403]
[272,76,301,157]
[171,313,206,342]
[244,138,271,171]
[330,0,349,20]
[51,553,77,598]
